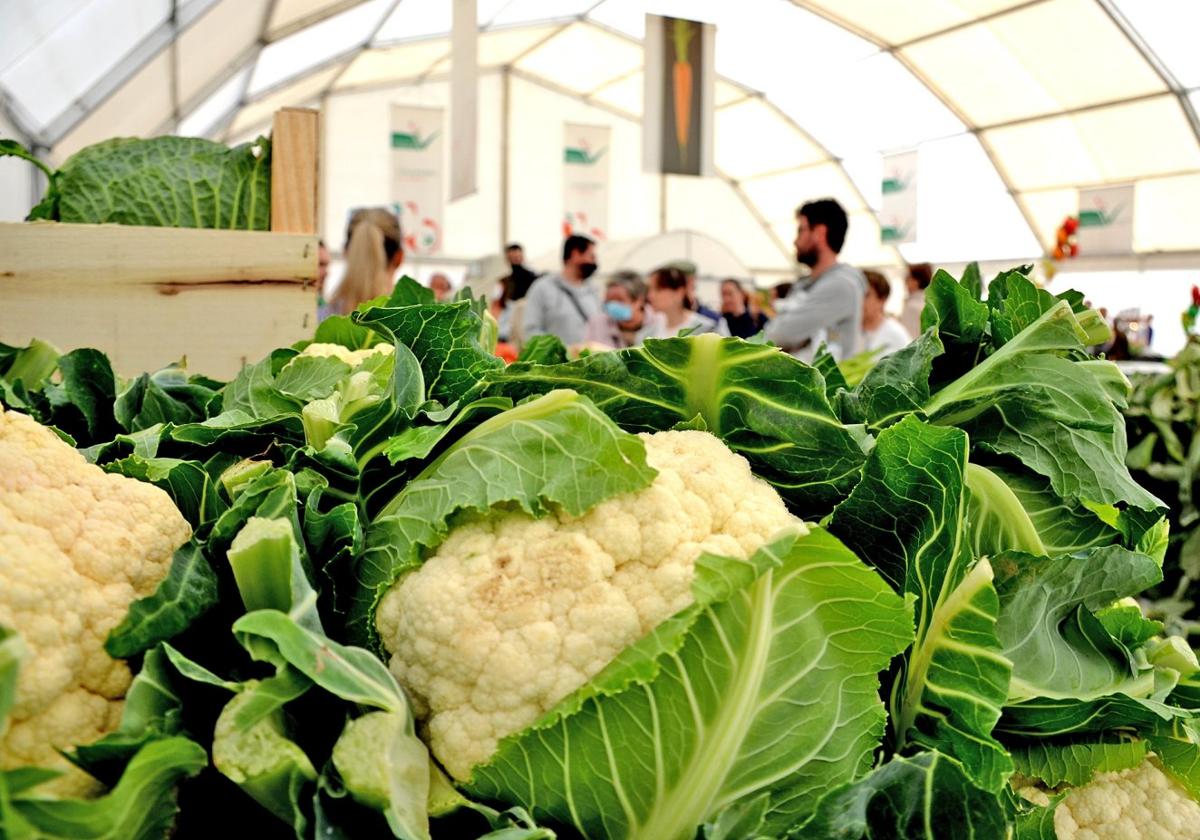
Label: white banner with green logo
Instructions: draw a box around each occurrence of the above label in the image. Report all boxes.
[563,122,610,241]
[1077,184,1133,255]
[390,104,444,256]
[880,150,918,245]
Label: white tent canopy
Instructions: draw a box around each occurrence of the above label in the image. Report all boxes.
[3,0,1199,277]
[586,230,752,283]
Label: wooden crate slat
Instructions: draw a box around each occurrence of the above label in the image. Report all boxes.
[0,222,317,379]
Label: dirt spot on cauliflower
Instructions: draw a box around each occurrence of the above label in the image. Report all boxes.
[376,429,798,780]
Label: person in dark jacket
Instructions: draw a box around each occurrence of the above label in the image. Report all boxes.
[720,278,768,338]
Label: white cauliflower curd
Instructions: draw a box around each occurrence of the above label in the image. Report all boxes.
[375,428,798,780]
[0,405,191,794]
[1018,756,1200,840]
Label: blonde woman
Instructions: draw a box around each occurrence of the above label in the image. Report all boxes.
[329,207,405,315]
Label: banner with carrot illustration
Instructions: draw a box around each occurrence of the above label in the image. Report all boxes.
[643,14,714,177]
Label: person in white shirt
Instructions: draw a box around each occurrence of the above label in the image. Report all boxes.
[646,265,729,337]
[861,270,911,357]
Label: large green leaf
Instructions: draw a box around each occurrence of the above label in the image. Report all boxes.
[42,348,119,444]
[986,269,1067,348]
[355,300,504,406]
[6,738,207,839]
[466,528,913,840]
[830,416,1013,792]
[835,332,940,427]
[0,338,60,410]
[992,546,1163,702]
[1008,738,1148,788]
[114,365,221,432]
[999,693,1196,738]
[924,299,1162,515]
[965,464,1120,559]
[221,349,305,419]
[105,541,219,658]
[69,647,185,783]
[102,455,226,529]
[801,752,1007,839]
[921,268,989,350]
[233,609,409,714]
[482,334,869,517]
[353,390,658,648]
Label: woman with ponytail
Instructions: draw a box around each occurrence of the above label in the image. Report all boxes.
[329,207,405,314]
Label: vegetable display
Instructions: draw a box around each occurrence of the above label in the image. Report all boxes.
[1125,339,1200,640]
[1,137,271,229]
[2,266,1199,839]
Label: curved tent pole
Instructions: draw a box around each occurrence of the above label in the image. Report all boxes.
[788,0,1047,255]
[1095,0,1200,147]
[41,0,222,149]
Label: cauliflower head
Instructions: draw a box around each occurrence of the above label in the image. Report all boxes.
[1017,756,1200,840]
[0,405,190,795]
[297,342,393,367]
[376,429,798,780]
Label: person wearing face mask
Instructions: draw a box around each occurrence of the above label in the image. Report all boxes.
[520,234,601,347]
[765,198,864,361]
[584,270,667,349]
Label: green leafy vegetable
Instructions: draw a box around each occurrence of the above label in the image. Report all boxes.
[4,136,271,229]
[801,751,1007,838]
[353,389,658,647]
[830,416,1013,792]
[482,333,870,517]
[467,528,912,839]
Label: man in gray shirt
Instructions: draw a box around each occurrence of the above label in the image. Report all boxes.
[766,198,865,361]
[520,234,601,348]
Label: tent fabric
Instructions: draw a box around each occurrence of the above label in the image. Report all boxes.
[1,0,1198,273]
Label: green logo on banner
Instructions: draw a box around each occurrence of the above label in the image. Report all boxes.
[564,146,607,165]
[881,176,910,195]
[1078,204,1126,228]
[881,224,912,243]
[392,129,440,150]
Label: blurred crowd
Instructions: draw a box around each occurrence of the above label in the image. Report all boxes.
[315,199,941,365]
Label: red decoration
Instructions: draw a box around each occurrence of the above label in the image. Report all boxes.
[1051,216,1080,262]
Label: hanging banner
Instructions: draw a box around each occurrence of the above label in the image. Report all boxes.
[390,104,444,256]
[1076,184,1134,255]
[643,14,715,177]
[880,150,918,245]
[449,0,477,200]
[563,122,610,242]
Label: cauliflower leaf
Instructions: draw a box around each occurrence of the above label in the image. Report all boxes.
[465,527,912,840]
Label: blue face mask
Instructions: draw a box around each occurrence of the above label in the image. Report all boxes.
[604,301,634,322]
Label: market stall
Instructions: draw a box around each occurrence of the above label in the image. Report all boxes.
[3,3,1200,839]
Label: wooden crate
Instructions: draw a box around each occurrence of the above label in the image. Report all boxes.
[0,108,321,380]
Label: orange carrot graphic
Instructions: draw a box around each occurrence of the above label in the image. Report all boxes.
[672,19,694,160]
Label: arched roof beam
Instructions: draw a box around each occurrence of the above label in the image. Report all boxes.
[790,0,1045,253]
[40,0,222,148]
[1095,0,1200,147]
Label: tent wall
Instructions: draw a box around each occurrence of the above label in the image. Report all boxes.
[0,109,36,222]
[322,74,505,260]
[323,71,801,275]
